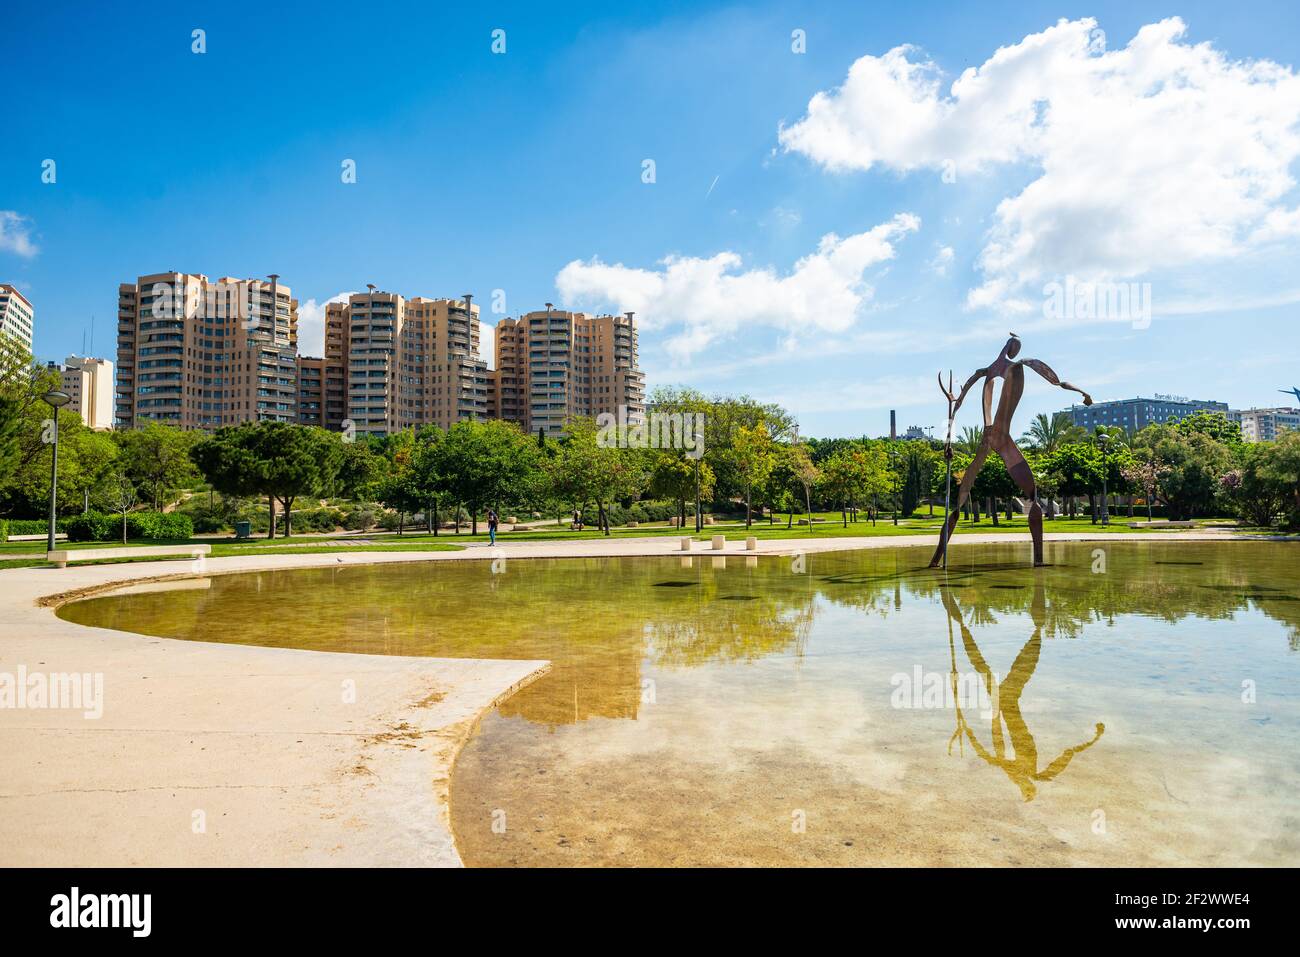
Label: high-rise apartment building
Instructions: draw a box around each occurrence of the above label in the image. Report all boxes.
[490,306,644,437]
[59,355,114,430]
[321,290,489,437]
[116,272,298,429]
[296,355,325,427]
[0,284,34,351]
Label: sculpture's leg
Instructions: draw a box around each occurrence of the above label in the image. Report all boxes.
[999,437,1044,566]
[930,441,989,567]
[1028,499,1044,566]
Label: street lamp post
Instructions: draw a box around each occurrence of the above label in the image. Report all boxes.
[1098,433,1111,526]
[42,389,72,552]
[694,425,703,533]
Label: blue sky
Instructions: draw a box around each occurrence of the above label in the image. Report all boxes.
[3,0,1299,437]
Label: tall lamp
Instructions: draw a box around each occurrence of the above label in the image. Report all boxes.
[42,389,72,552]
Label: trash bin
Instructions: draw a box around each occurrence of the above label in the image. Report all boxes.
[234,521,251,539]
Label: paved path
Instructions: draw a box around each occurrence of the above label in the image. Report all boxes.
[0,528,1287,867]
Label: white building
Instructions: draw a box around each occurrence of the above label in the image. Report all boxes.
[1233,407,1300,443]
[0,284,35,351]
[60,355,115,430]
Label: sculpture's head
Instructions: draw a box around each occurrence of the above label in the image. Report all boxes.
[1005,333,1021,359]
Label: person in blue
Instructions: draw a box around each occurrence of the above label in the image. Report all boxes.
[487,508,499,546]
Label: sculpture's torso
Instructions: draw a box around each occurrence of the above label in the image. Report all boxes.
[980,358,1025,434]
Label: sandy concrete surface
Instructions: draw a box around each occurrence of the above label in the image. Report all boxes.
[0,528,1274,867]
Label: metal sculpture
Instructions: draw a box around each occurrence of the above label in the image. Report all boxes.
[931,334,1092,568]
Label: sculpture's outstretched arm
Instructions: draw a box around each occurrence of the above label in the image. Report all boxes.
[950,368,988,417]
[1022,358,1092,406]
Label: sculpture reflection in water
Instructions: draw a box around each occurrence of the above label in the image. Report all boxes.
[941,575,1105,800]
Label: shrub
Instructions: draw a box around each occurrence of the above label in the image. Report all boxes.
[344,509,375,531]
[4,518,71,536]
[277,507,344,534]
[65,513,115,542]
[0,519,7,543]
[192,514,226,533]
[65,511,193,542]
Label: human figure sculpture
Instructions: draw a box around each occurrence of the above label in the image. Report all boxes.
[931,334,1092,567]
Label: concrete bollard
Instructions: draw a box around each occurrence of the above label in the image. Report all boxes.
[745,536,757,551]
[680,537,693,551]
[711,535,725,550]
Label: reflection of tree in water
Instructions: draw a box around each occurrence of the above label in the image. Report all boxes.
[836,544,1300,645]
[57,543,1300,734]
[941,578,1103,801]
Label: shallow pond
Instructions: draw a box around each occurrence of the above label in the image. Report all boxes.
[58,541,1300,866]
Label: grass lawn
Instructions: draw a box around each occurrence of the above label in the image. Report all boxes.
[0,535,463,570]
[0,512,1246,571]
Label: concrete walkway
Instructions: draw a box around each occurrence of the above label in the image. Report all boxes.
[0,528,1283,867]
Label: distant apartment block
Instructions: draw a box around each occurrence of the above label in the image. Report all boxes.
[491,306,644,437]
[1232,407,1300,442]
[321,290,488,437]
[116,272,298,429]
[296,355,325,427]
[0,284,34,351]
[1064,394,1229,433]
[59,355,114,430]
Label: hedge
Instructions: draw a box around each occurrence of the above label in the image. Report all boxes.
[65,512,194,542]
[3,517,71,536]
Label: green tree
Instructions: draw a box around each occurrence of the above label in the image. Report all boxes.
[1259,431,1300,527]
[648,451,715,529]
[335,440,384,501]
[193,422,343,537]
[1135,425,1232,519]
[116,423,198,511]
[730,422,777,528]
[436,419,539,535]
[1042,443,1102,518]
[1175,410,1243,447]
[1020,412,1085,452]
[899,443,935,518]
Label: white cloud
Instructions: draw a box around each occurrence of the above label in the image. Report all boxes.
[554,213,919,360]
[0,211,38,258]
[929,245,955,276]
[779,17,1300,312]
[296,291,355,356]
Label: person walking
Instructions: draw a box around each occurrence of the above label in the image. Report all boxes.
[487,508,499,546]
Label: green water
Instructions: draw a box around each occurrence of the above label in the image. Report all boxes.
[57,541,1300,866]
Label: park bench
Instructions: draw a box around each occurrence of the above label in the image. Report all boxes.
[1126,520,1195,529]
[46,544,211,569]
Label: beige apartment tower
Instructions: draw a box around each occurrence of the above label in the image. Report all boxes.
[60,355,115,430]
[116,272,298,429]
[296,355,325,427]
[0,284,35,351]
[321,290,489,437]
[491,306,644,437]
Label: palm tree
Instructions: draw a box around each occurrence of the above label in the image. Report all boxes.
[957,425,984,454]
[1020,412,1078,452]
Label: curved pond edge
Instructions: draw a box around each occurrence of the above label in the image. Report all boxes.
[5,530,1294,866]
